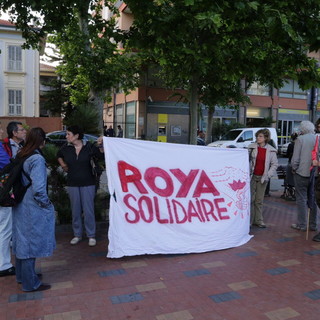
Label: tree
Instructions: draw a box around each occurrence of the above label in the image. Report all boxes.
[125,0,320,144]
[41,78,71,116]
[1,0,140,132]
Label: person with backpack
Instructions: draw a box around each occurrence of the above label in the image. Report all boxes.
[0,123,14,277]
[12,127,55,292]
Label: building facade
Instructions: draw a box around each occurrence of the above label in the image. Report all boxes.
[103,4,320,146]
[0,19,40,118]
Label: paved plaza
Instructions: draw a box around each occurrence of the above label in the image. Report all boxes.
[1,176,320,320]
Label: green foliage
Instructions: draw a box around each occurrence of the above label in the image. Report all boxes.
[63,104,100,135]
[212,121,245,142]
[125,0,320,143]
[1,0,141,130]
[94,191,110,222]
[42,78,72,116]
[259,116,276,127]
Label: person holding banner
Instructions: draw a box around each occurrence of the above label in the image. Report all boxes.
[248,129,278,228]
[57,126,104,247]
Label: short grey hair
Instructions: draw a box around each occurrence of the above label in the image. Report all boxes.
[299,120,315,134]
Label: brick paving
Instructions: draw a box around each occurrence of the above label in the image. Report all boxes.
[1,189,320,320]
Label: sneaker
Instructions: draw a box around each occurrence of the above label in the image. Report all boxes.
[257,223,267,228]
[70,237,82,245]
[88,238,96,247]
[253,223,267,228]
[312,233,320,242]
[0,266,15,277]
[291,224,307,231]
[253,222,267,228]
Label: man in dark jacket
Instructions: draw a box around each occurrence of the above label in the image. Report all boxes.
[104,125,114,137]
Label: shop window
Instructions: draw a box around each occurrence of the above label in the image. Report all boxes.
[125,102,136,138]
[115,104,123,128]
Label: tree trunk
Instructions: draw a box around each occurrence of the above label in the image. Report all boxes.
[88,88,105,133]
[189,74,199,145]
[77,3,105,133]
[206,106,215,145]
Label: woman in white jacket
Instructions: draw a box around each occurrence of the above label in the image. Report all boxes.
[248,129,278,228]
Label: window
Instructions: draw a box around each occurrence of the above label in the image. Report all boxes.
[8,89,22,115]
[279,79,307,99]
[115,104,123,128]
[247,81,269,96]
[8,45,22,71]
[240,131,253,142]
[125,102,136,138]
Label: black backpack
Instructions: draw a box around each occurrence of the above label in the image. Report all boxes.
[0,155,33,207]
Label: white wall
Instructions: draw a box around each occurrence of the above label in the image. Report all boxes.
[0,27,39,117]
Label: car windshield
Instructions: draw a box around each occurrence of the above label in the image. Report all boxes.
[84,134,98,141]
[221,130,242,140]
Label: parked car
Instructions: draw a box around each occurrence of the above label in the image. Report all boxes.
[207,127,278,150]
[46,130,99,147]
[280,142,290,156]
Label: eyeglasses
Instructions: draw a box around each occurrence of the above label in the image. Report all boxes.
[17,128,26,131]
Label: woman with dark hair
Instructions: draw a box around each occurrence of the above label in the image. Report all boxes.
[57,125,104,247]
[12,127,55,292]
[248,128,278,228]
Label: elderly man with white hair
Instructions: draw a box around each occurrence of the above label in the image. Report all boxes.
[291,120,318,232]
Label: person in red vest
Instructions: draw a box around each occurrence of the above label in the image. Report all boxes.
[248,129,278,228]
[2,121,26,158]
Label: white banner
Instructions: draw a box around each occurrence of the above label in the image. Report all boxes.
[104,138,252,258]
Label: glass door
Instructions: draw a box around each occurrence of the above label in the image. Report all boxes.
[278,120,297,146]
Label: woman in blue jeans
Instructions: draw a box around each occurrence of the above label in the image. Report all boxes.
[12,127,55,292]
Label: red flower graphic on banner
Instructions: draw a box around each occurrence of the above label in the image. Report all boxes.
[210,167,250,215]
[229,179,246,191]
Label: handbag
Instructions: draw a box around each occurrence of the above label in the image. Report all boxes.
[88,142,104,178]
[90,156,103,178]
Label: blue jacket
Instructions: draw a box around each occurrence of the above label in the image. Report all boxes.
[0,142,10,170]
[12,151,56,259]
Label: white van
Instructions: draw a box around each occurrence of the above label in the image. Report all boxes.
[207,127,278,149]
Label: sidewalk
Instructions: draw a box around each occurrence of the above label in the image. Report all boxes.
[1,184,320,320]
